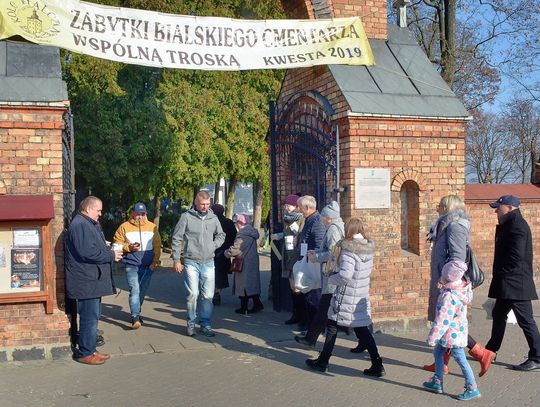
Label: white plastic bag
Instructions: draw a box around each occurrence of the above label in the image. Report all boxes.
[292,257,322,293]
[507,309,518,325]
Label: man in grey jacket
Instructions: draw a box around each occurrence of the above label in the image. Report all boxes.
[172,191,225,337]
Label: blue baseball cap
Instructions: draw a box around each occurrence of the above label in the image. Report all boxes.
[133,202,147,213]
[489,195,520,208]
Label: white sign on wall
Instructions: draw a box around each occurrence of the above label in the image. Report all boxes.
[354,168,391,209]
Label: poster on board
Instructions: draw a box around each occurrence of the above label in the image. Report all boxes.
[11,248,41,291]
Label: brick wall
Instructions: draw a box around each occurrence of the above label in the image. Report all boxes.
[0,104,71,360]
[339,118,467,327]
[281,0,387,39]
[466,200,540,287]
[278,62,468,329]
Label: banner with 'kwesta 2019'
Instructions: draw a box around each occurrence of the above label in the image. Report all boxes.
[0,0,375,71]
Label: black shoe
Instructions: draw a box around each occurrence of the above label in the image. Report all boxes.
[138,316,144,325]
[247,304,264,314]
[363,358,386,377]
[235,308,248,315]
[512,359,540,371]
[350,344,367,353]
[73,330,105,347]
[96,334,105,347]
[285,316,300,325]
[297,323,308,332]
[305,358,328,372]
[295,335,315,350]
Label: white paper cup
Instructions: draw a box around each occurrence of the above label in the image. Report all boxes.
[112,243,123,252]
[285,235,294,250]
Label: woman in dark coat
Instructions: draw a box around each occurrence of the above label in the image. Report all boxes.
[225,214,262,314]
[211,204,237,305]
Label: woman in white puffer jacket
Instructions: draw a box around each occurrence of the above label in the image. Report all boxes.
[304,217,385,378]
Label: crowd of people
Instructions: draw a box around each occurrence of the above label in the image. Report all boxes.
[65,191,540,401]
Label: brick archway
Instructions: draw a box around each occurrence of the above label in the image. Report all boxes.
[391,169,427,192]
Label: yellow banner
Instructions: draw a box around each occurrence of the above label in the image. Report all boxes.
[0,0,375,71]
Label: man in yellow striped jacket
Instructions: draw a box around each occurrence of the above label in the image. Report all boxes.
[113,202,161,329]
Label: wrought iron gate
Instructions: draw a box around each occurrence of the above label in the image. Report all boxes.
[62,109,75,231]
[268,90,338,311]
[62,109,78,346]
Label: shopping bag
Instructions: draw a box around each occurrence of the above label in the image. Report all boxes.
[292,257,322,293]
[507,309,518,325]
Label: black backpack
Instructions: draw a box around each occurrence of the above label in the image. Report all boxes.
[465,244,485,289]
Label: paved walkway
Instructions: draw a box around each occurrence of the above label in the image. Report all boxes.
[0,253,539,407]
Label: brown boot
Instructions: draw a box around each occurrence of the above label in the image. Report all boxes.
[423,350,450,374]
[468,343,496,377]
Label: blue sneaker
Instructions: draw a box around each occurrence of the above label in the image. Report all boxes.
[422,377,443,394]
[200,326,216,337]
[454,387,481,401]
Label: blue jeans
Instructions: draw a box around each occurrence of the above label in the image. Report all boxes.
[77,298,101,358]
[126,266,154,318]
[184,259,215,328]
[434,344,476,387]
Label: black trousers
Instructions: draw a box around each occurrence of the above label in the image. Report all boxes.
[486,298,540,361]
[305,293,333,344]
[319,319,380,364]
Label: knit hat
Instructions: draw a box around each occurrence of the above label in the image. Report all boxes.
[234,214,251,225]
[283,194,299,207]
[320,201,340,219]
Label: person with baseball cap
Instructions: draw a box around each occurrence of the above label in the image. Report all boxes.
[113,202,162,330]
[483,195,540,372]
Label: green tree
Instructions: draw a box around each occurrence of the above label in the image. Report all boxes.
[63,0,284,220]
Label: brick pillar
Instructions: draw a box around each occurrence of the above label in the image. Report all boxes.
[0,104,71,361]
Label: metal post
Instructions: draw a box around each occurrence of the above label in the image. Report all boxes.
[335,125,340,205]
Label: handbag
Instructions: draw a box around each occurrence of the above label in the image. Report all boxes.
[465,244,485,289]
[230,256,244,273]
[229,238,255,273]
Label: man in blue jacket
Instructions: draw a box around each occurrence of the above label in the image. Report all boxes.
[295,195,326,331]
[172,191,225,337]
[65,196,122,365]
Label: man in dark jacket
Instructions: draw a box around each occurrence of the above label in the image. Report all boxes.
[295,195,326,331]
[65,196,122,365]
[210,204,237,306]
[485,195,540,371]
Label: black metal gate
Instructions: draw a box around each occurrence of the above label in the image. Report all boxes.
[62,109,78,346]
[62,109,75,231]
[268,90,338,311]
